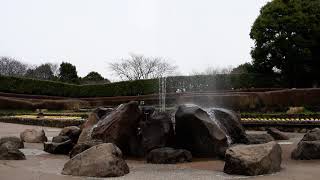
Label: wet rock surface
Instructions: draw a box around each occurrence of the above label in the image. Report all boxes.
[224,141,282,176]
[292,128,320,160]
[267,127,289,140]
[62,143,129,177]
[20,129,47,143]
[208,108,248,144]
[175,105,229,158]
[146,147,192,164]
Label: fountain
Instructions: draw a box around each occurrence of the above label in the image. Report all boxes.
[158,76,167,112]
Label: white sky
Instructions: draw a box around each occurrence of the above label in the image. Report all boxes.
[0,0,270,81]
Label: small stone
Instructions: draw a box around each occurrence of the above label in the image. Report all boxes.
[146,147,192,164]
[0,136,24,149]
[44,140,74,155]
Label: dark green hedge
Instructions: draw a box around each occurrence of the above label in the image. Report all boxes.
[0,76,158,97]
[0,74,282,97]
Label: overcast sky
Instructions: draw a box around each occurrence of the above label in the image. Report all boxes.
[0,0,270,81]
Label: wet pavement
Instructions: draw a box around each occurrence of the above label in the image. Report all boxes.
[0,122,320,180]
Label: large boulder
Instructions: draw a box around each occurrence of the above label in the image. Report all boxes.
[140,112,175,152]
[207,108,248,144]
[62,143,129,177]
[267,128,289,140]
[175,105,228,158]
[77,107,113,144]
[0,143,26,160]
[224,141,282,176]
[292,128,320,160]
[91,101,142,155]
[59,126,81,143]
[20,129,47,143]
[246,133,275,144]
[146,147,192,164]
[0,136,24,149]
[44,140,74,155]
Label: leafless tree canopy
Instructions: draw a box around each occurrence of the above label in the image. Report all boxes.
[191,65,234,75]
[109,54,177,80]
[0,57,28,76]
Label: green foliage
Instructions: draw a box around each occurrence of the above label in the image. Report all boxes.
[251,0,320,87]
[25,63,54,80]
[58,62,79,84]
[0,74,281,97]
[81,71,110,84]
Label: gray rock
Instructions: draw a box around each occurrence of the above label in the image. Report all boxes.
[175,105,228,158]
[140,112,174,152]
[292,141,320,160]
[59,126,81,143]
[91,101,142,155]
[267,128,289,140]
[44,140,74,155]
[301,128,320,141]
[208,108,248,144]
[246,133,275,144]
[0,143,25,160]
[0,136,24,149]
[69,143,92,158]
[52,136,70,143]
[62,143,129,177]
[146,147,192,164]
[292,128,320,160]
[77,107,113,144]
[20,129,47,143]
[224,141,282,176]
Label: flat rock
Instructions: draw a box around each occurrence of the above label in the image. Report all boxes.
[267,128,289,140]
[246,133,275,144]
[20,129,47,143]
[146,147,192,164]
[224,141,282,176]
[62,143,129,177]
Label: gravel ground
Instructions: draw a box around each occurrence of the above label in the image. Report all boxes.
[0,122,320,180]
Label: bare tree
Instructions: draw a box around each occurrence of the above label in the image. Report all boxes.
[109,54,177,80]
[191,65,234,75]
[0,57,28,76]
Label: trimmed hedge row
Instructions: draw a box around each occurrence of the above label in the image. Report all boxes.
[0,76,157,97]
[0,74,281,97]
